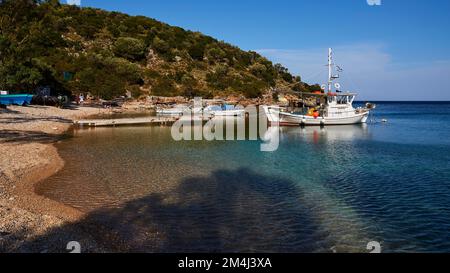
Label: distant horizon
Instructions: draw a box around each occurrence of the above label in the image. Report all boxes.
[67,0,450,101]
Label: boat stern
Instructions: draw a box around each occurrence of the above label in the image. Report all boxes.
[361,112,369,123]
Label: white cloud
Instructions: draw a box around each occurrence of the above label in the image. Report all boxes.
[256,44,450,101]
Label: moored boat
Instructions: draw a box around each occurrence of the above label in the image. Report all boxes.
[204,104,245,117]
[156,104,190,116]
[0,94,34,106]
[263,48,374,126]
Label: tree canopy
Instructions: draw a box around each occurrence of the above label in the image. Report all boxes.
[0,0,310,99]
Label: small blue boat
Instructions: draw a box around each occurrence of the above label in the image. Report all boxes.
[0,94,34,106]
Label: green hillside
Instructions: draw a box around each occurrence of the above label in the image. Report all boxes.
[0,0,319,100]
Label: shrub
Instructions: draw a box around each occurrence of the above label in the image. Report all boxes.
[128,84,143,98]
[113,37,146,61]
[151,76,178,96]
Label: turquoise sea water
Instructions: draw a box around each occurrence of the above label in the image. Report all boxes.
[37,102,450,252]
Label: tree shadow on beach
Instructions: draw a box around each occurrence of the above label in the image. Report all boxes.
[10,168,330,253]
[0,130,68,144]
[0,116,72,125]
[0,107,20,115]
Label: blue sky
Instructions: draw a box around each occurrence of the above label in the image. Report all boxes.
[70,0,450,100]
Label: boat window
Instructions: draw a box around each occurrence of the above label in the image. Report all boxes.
[337,96,346,104]
[335,96,353,104]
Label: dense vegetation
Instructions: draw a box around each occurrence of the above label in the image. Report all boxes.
[0,0,319,100]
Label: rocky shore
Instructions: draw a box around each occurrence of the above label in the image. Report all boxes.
[0,104,145,252]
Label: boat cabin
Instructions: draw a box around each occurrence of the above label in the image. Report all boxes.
[325,93,357,118]
[326,93,356,106]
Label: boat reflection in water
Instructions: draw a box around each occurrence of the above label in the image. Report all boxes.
[192,115,371,146]
[279,124,371,144]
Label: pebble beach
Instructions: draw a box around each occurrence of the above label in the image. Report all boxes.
[0,104,139,252]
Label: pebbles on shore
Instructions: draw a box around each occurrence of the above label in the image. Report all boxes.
[0,105,131,252]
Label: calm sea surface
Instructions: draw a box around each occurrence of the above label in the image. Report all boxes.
[37,102,450,252]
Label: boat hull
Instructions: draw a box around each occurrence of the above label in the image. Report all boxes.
[157,110,184,116]
[210,109,245,117]
[0,94,33,106]
[157,107,189,116]
[263,106,369,126]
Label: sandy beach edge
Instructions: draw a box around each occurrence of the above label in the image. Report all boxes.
[0,104,150,252]
[13,137,85,220]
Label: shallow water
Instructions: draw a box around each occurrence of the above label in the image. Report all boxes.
[37,102,450,252]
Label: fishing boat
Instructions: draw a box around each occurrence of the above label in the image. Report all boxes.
[263,48,375,126]
[0,94,34,106]
[156,104,190,116]
[204,104,245,117]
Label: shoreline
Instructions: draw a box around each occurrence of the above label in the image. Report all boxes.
[0,104,151,252]
[13,142,84,220]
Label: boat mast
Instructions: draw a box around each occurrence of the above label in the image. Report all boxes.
[327,48,332,93]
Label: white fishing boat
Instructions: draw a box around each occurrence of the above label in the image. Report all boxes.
[156,104,189,116]
[263,48,375,126]
[204,104,245,117]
